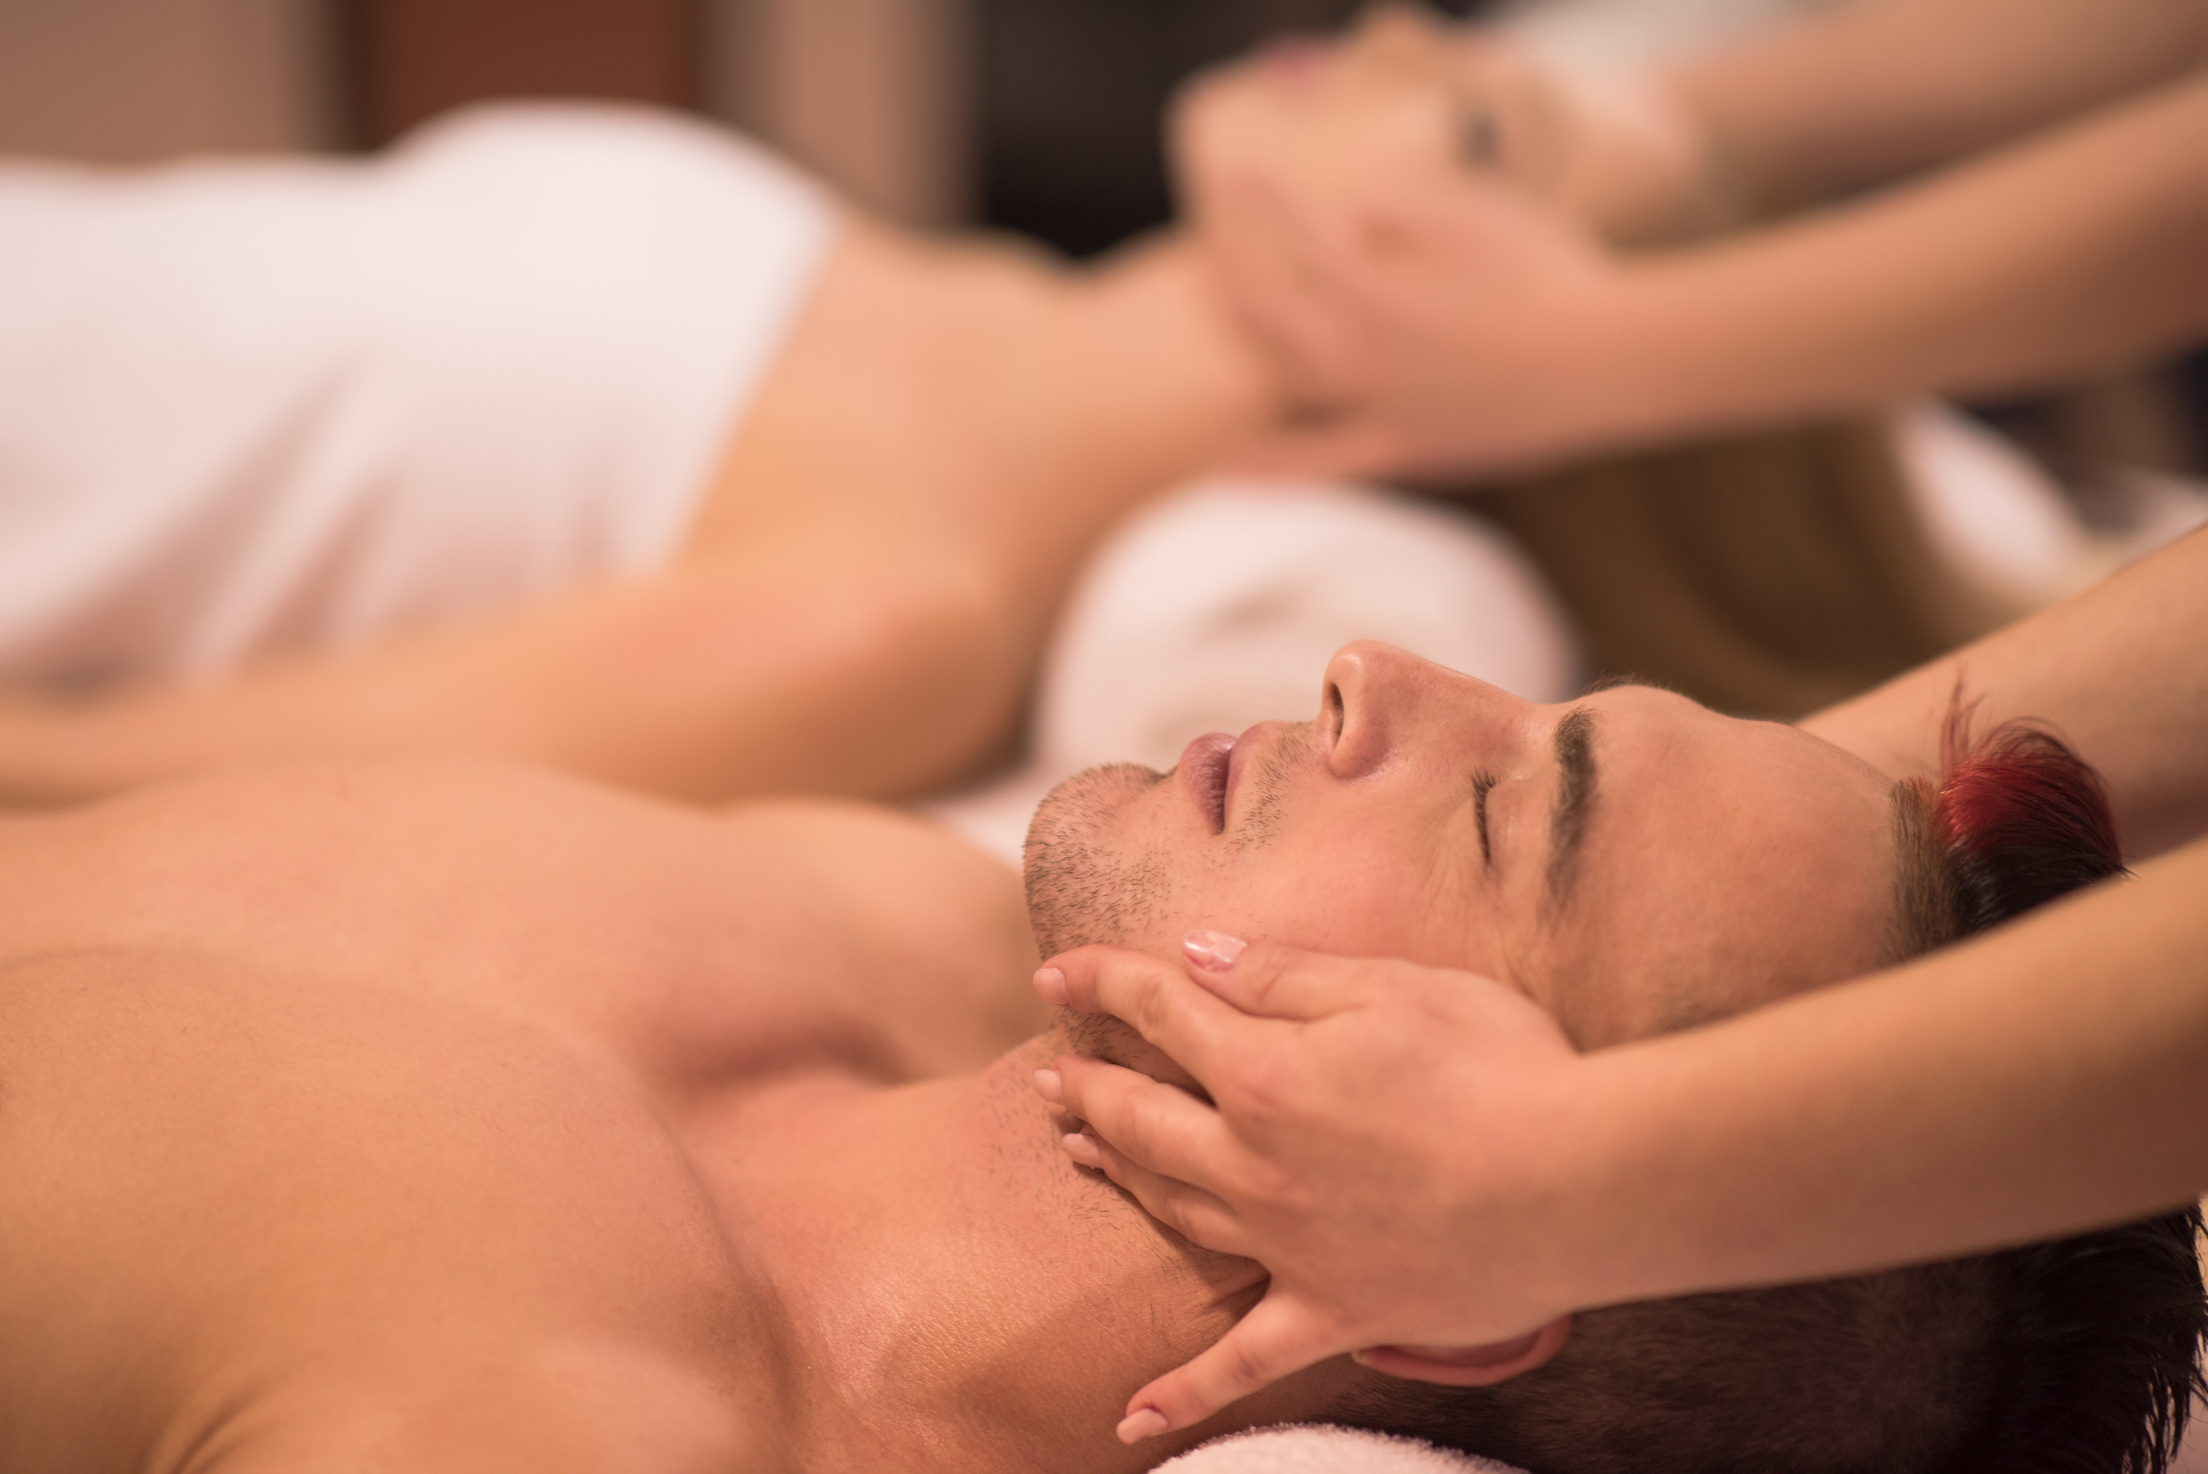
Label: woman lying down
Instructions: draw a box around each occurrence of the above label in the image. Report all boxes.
[0,100,1294,806]
[0,76,2028,813]
[0,632,2195,1472]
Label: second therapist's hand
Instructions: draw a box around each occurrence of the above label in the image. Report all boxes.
[1196,167,1659,482]
[1031,930,1591,1443]
[1171,12,1680,480]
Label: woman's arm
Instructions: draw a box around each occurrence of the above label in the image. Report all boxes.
[1033,842,2208,1437]
[1802,528,2208,859]
[0,230,1277,806]
[0,542,1016,807]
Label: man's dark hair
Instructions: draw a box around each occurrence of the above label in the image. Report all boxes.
[1338,715,2208,1474]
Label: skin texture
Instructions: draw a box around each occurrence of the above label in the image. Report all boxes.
[1037,533,2208,1439]
[1178,2,2208,480]
[1008,638,1909,1438]
[0,760,1364,1474]
[1805,528,2208,860]
[1023,640,1898,1049]
[0,640,1921,1467]
[0,215,1278,807]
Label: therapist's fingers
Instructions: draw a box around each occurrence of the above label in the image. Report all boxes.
[1048,1053,1241,1196]
[1174,933,1415,1024]
[1115,1289,1350,1442]
[1039,944,1262,1085]
[1201,174,1373,403]
[1060,1127,1254,1260]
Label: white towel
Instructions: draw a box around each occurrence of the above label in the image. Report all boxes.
[0,103,829,686]
[925,478,1581,867]
[1156,1424,1527,1474]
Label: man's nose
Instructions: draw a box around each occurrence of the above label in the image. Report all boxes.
[1323,640,1529,779]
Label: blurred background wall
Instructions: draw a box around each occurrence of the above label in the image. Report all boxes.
[0,0,336,158]
[0,0,1484,243]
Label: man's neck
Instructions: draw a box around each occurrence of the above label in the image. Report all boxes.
[696,1038,1338,1473]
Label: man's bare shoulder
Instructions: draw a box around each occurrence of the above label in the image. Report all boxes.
[0,945,795,1474]
[0,757,1042,1082]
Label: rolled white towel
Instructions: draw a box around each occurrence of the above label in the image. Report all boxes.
[1155,1424,1527,1474]
[924,477,1579,867]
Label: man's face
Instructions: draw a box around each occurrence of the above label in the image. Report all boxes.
[1025,642,1900,1047]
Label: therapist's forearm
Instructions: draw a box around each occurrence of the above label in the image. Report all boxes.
[1666,0,2208,206]
[1609,70,2208,446]
[1802,528,2208,859]
[1560,840,2208,1311]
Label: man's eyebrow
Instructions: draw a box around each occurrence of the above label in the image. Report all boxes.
[1544,708,1599,914]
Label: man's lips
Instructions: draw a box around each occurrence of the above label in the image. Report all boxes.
[1179,733,1235,833]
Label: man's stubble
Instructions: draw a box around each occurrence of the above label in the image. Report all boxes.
[1022,762,1178,958]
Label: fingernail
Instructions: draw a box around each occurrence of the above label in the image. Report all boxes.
[1061,1131,1103,1168]
[1184,930,1248,972]
[1118,1408,1171,1444]
[1032,1068,1064,1104]
[1033,967,1070,1006]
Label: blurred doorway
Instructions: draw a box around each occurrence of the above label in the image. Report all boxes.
[975,0,1487,256]
[338,0,701,147]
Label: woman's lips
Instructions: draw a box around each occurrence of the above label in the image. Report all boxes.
[1179,732,1236,833]
[1257,34,1328,91]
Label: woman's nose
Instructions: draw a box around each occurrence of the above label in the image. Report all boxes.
[1348,2,1445,62]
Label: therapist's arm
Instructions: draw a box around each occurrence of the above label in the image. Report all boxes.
[1195,57,2208,477]
[1505,0,2208,244]
[1035,842,2208,1438]
[1667,0,2208,212]
[1802,528,2208,859]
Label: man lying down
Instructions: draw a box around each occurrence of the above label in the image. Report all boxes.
[0,643,2198,1474]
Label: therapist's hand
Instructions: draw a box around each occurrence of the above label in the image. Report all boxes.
[1031,931,1592,1443]
[1170,9,1699,480]
[1196,173,1655,481]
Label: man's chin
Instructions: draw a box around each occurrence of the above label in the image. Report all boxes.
[1022,762,1172,959]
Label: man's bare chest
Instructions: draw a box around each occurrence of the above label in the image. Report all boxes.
[0,758,1040,1089]
[0,947,794,1474]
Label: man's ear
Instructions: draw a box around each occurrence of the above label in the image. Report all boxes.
[1352,1315,1573,1386]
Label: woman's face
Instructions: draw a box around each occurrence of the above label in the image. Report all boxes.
[1171,5,1571,204]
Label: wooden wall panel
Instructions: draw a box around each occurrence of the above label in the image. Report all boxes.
[0,0,334,161]
[342,0,701,147]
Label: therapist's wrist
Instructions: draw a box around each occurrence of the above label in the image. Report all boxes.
[1578,243,1819,456]
[1459,1033,1747,1322]
[1557,70,1747,249]
[1416,1043,1679,1325]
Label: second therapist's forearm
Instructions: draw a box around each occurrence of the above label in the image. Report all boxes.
[1551,841,2208,1312]
[1801,528,2208,859]
[1613,72,2208,442]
